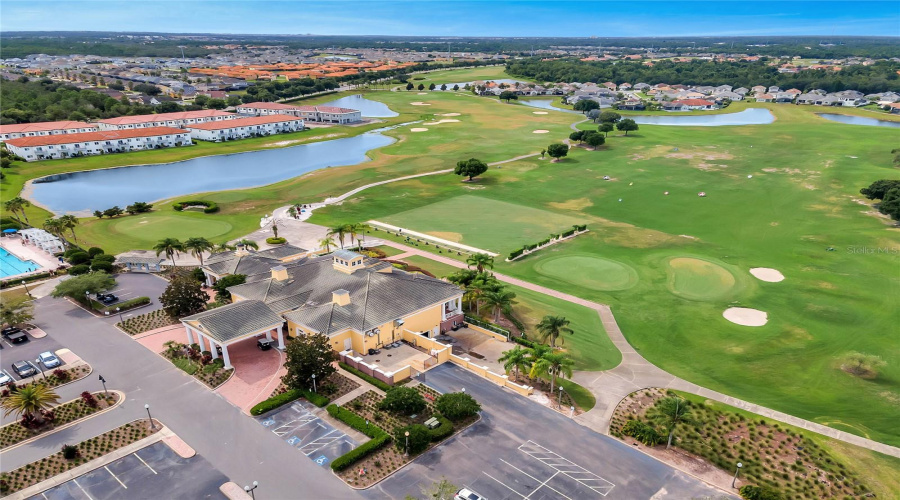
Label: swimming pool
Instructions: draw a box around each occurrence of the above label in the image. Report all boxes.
[0,247,40,279]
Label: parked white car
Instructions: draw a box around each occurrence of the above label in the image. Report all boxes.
[0,370,13,386]
[455,488,487,500]
[38,351,61,369]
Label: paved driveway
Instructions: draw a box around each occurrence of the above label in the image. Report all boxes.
[214,336,286,413]
[365,364,735,500]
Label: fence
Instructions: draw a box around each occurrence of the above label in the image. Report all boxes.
[339,350,412,386]
[464,315,510,340]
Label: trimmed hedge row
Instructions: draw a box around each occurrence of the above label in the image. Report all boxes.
[265,237,287,245]
[326,404,392,471]
[428,415,453,441]
[339,362,392,391]
[511,336,537,348]
[326,404,386,439]
[96,296,150,314]
[249,388,329,416]
[172,200,219,213]
[508,225,587,260]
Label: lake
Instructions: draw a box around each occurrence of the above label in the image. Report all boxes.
[630,108,775,126]
[321,95,398,117]
[818,113,900,128]
[30,132,396,214]
[520,99,582,114]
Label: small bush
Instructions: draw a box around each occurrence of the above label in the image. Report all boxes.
[91,254,116,263]
[91,261,114,273]
[378,386,426,416]
[61,444,79,460]
[80,391,98,408]
[435,392,481,421]
[739,485,783,500]
[622,420,664,446]
[428,415,454,441]
[68,264,91,276]
[87,247,105,257]
[265,237,287,245]
[190,267,206,282]
[67,252,90,265]
[394,424,430,455]
[172,200,219,213]
[331,434,390,471]
[250,388,329,416]
[326,404,387,439]
[52,369,69,381]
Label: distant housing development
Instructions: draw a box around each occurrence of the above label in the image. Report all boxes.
[0,120,99,141]
[186,115,305,141]
[96,110,239,130]
[5,127,192,161]
[235,102,362,124]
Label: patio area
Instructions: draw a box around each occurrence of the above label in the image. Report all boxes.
[356,342,435,373]
[436,327,510,374]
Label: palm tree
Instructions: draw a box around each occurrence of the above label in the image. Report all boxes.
[1,385,60,425]
[42,218,68,247]
[236,239,259,250]
[482,288,517,323]
[529,351,574,395]
[466,253,494,273]
[327,224,350,249]
[4,197,27,226]
[353,222,372,249]
[59,214,79,243]
[465,272,498,315]
[154,238,185,269]
[536,315,574,348]
[319,236,335,252]
[214,241,235,252]
[184,237,213,266]
[498,346,530,383]
[647,396,697,449]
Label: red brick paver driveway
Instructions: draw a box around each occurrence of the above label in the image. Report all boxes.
[214,336,286,414]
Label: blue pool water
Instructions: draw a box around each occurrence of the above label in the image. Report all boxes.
[0,247,40,278]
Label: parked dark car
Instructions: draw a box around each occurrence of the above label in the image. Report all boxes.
[257,339,272,351]
[2,326,21,336]
[3,329,28,344]
[367,348,381,355]
[12,361,37,378]
[96,293,118,305]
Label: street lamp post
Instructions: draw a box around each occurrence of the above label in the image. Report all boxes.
[116,307,123,323]
[404,431,410,457]
[34,358,46,380]
[84,291,91,309]
[311,373,317,394]
[558,386,564,408]
[244,481,259,500]
[21,281,31,298]
[732,462,743,488]
[144,404,154,428]
[99,375,108,396]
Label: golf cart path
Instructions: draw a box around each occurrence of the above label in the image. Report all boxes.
[365,239,900,459]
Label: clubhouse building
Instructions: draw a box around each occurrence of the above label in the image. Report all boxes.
[235,102,362,124]
[183,248,464,370]
[185,115,305,142]
[5,127,193,161]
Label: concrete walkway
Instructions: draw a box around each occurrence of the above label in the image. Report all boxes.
[366,238,900,459]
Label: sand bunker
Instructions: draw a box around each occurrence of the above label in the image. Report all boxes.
[532,129,550,134]
[417,92,428,95]
[532,111,549,115]
[723,307,768,327]
[750,268,785,282]
[441,113,461,117]
[410,128,429,132]
[410,102,431,106]
[423,119,461,125]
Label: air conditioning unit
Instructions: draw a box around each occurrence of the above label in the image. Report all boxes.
[394,319,405,327]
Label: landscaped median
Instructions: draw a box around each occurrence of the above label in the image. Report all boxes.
[250,373,359,416]
[117,309,178,335]
[0,391,121,450]
[161,340,233,388]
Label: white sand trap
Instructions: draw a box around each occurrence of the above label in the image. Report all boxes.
[423,119,461,125]
[532,129,550,134]
[410,102,431,106]
[750,268,785,282]
[410,128,429,132]
[532,111,549,115]
[441,113,461,117]
[723,307,768,327]
[417,92,428,95]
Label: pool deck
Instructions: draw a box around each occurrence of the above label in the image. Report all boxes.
[0,236,61,280]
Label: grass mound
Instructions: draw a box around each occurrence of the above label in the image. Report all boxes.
[666,256,740,301]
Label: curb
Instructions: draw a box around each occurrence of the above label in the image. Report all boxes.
[219,481,252,500]
[0,390,126,453]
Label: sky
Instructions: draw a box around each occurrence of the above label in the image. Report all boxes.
[1,1,899,37]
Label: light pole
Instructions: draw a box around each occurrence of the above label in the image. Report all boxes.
[732,462,743,488]
[85,291,92,309]
[244,481,258,500]
[21,281,31,298]
[311,373,317,394]
[34,358,46,380]
[404,431,410,457]
[99,375,108,396]
[116,307,123,323]
[558,386,564,408]
[144,404,154,428]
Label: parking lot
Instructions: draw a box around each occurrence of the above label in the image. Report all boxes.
[2,329,69,384]
[95,273,169,323]
[30,441,228,500]
[256,400,357,469]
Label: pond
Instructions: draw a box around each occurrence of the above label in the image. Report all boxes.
[817,113,900,128]
[29,132,396,214]
[630,108,775,126]
[519,99,582,114]
[320,94,398,118]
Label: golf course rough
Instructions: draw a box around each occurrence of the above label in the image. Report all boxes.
[533,254,638,291]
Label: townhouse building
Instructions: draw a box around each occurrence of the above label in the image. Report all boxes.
[96,110,239,130]
[5,127,192,161]
[186,115,305,142]
[235,102,362,124]
[0,121,99,141]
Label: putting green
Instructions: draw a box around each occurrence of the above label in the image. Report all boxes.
[666,257,738,301]
[109,215,233,243]
[533,254,638,291]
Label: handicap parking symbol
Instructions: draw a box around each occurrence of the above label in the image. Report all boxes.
[313,455,329,467]
[286,436,301,446]
[260,418,275,427]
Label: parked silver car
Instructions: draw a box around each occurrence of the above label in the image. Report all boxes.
[38,351,61,369]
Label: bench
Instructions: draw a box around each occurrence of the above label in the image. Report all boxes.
[424,417,440,429]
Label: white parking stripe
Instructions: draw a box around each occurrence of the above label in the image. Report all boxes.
[133,452,157,474]
[499,459,573,500]
[482,472,526,498]
[104,466,127,489]
[72,479,96,500]
[518,440,615,496]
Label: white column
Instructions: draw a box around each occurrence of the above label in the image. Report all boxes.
[196,333,206,352]
[186,326,195,345]
[210,340,219,359]
[457,297,462,314]
[277,329,285,350]
[265,330,273,342]
[221,344,232,369]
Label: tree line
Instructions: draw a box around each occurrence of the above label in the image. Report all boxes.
[506,58,900,94]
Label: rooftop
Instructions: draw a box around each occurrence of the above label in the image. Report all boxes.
[186,115,304,130]
[0,121,98,135]
[4,127,189,147]
[98,110,236,126]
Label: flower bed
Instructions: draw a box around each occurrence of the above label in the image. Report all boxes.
[0,391,119,450]
[0,419,158,495]
[268,372,360,403]
[162,342,233,389]
[1,365,91,396]
[117,309,178,335]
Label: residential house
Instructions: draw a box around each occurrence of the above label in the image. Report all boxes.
[751,85,767,94]
[186,115,304,142]
[734,87,749,96]
[98,110,239,130]
[888,103,900,114]
[617,100,645,111]
[795,93,820,105]
[773,92,796,103]
[755,94,775,103]
[670,99,717,110]
[5,127,192,161]
[633,83,651,91]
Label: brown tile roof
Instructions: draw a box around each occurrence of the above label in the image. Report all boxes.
[98,110,235,126]
[0,121,98,134]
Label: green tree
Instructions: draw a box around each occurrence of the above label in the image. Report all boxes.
[499,90,518,103]
[352,222,372,248]
[599,111,622,123]
[482,288,517,323]
[440,84,447,91]
[428,83,436,90]
[586,109,600,123]
[226,95,242,107]
[406,82,414,91]
[59,214,79,243]
[93,210,104,219]
[418,477,458,500]
[647,395,697,449]
[319,236,335,252]
[154,237,185,269]
[1,385,60,426]
[616,118,639,135]
[465,253,494,273]
[102,206,123,218]
[454,157,488,181]
[212,274,246,301]
[159,275,209,318]
[0,296,34,327]
[465,271,499,314]
[327,224,352,249]
[839,351,887,378]
[584,131,606,149]
[394,424,430,455]
[379,386,426,416]
[125,201,153,214]
[434,392,481,421]
[546,143,568,161]
[879,187,900,220]
[573,99,600,113]
[536,315,573,348]
[529,351,574,395]
[499,346,530,382]
[598,122,614,137]
[417,83,425,91]
[51,272,116,304]
[859,179,900,200]
[207,98,227,109]
[184,237,214,266]
[236,239,259,250]
[569,130,585,143]
[43,218,67,246]
[540,148,546,159]
[3,197,31,225]
[452,84,459,91]
[281,333,336,392]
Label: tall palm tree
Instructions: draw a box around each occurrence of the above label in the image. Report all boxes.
[529,351,574,395]
[498,346,530,383]
[647,396,697,449]
[42,218,68,247]
[466,253,494,273]
[319,236,335,252]
[353,222,372,249]
[536,315,574,348]
[154,238,185,269]
[214,241,235,252]
[327,224,349,249]
[465,272,498,315]
[482,288,517,323]
[1,385,60,425]
[4,198,25,226]
[184,237,213,266]
[59,214,79,243]
[236,239,259,250]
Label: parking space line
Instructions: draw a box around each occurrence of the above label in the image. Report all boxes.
[518,441,615,496]
[72,479,96,500]
[524,471,562,500]
[104,466,127,489]
[133,451,158,474]
[499,459,572,500]
[40,492,49,500]
[300,429,347,455]
[482,472,526,499]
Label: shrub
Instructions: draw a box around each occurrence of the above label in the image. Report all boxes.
[67,252,90,265]
[428,415,454,441]
[378,386,426,416]
[90,261,114,273]
[339,362,392,391]
[435,392,481,421]
[512,336,536,348]
[52,369,69,382]
[508,247,525,260]
[98,296,150,314]
[265,237,287,245]
[326,404,387,439]
[190,267,206,282]
[172,200,219,213]
[394,424,431,455]
[622,420,664,446]
[80,391,98,408]
[331,434,390,471]
[739,485,783,500]
[68,264,90,276]
[249,388,329,416]
[87,247,105,257]
[61,444,80,460]
[91,254,116,263]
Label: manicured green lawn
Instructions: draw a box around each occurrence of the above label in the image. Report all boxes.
[557,378,596,412]
[533,254,639,291]
[396,254,461,279]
